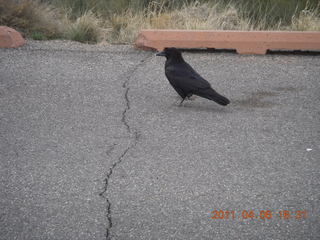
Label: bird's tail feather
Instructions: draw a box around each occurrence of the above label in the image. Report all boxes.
[196,88,230,106]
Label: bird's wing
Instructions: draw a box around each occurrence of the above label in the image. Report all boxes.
[165,62,211,93]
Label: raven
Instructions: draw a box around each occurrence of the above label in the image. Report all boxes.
[156,47,230,106]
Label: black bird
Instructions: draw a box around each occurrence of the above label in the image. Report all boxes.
[156,47,230,106]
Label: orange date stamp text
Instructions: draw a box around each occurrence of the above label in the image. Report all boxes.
[210,210,308,220]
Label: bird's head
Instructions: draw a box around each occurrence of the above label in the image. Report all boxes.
[156,47,183,61]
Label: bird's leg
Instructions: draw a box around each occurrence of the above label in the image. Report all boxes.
[179,98,186,106]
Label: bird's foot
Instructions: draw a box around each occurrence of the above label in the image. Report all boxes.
[187,95,197,101]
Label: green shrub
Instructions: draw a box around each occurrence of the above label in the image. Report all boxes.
[31,31,47,40]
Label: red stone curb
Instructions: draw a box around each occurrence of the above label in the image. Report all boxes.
[135,29,320,54]
[0,26,26,48]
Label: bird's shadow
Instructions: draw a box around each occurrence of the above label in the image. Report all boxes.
[231,90,279,109]
[168,86,300,112]
[231,87,301,109]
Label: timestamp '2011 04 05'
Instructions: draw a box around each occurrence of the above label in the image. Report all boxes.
[210,210,308,220]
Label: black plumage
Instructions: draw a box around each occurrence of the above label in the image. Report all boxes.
[156,48,230,106]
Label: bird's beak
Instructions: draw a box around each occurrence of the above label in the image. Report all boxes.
[156,51,166,56]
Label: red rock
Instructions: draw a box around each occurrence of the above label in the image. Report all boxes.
[135,29,320,55]
[0,26,26,48]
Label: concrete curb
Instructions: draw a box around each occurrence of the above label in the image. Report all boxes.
[135,29,320,54]
[0,26,26,48]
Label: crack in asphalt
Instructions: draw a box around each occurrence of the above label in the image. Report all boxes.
[121,83,131,133]
[99,54,152,240]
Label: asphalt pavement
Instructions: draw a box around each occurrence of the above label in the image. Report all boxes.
[0,40,319,240]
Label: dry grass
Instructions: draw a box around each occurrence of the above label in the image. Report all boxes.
[0,0,66,39]
[155,2,252,30]
[290,8,320,31]
[104,11,147,43]
[0,0,319,43]
[0,0,102,42]
[64,11,103,43]
[102,1,320,44]
[103,1,255,44]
